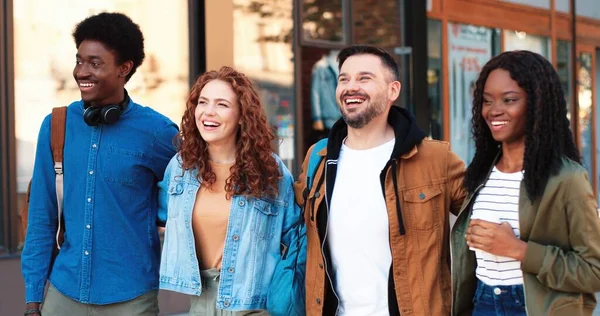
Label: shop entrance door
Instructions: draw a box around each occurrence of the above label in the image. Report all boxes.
[575,44,597,197]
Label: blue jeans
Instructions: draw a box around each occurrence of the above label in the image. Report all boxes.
[472,280,527,316]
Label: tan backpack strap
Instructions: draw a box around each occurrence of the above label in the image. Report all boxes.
[50,106,67,249]
[51,107,67,171]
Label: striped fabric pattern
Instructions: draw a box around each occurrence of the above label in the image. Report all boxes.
[471,167,524,286]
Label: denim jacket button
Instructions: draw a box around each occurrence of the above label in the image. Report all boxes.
[494,287,502,295]
[228,267,235,273]
[233,235,239,241]
[316,298,321,304]
[224,300,230,307]
[239,200,245,207]
[419,192,426,200]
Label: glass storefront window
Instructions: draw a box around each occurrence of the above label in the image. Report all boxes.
[576,0,600,20]
[428,19,443,140]
[233,0,296,173]
[13,1,190,193]
[500,0,550,9]
[578,52,594,187]
[301,0,348,44]
[447,22,499,164]
[503,30,550,58]
[557,41,572,122]
[556,0,569,12]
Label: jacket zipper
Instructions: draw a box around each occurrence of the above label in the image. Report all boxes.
[320,161,341,314]
[310,195,317,222]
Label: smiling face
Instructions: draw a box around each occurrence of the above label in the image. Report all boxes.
[482,69,527,146]
[195,79,241,148]
[335,54,401,129]
[73,40,130,106]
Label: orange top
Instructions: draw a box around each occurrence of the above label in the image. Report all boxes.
[192,161,233,270]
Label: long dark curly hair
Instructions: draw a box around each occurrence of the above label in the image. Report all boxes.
[177,66,280,198]
[464,50,580,201]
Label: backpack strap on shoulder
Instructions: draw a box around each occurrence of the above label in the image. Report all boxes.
[51,107,67,174]
[306,138,328,192]
[51,107,67,249]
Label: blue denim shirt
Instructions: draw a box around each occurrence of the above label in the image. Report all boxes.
[158,154,305,314]
[22,99,178,304]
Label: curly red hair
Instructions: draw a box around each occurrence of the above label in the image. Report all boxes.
[178,66,281,198]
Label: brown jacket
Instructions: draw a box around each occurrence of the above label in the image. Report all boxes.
[294,107,466,315]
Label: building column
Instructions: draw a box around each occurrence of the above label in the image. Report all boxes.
[404,0,430,134]
[0,0,19,253]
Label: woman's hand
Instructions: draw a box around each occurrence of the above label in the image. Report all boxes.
[466,219,528,261]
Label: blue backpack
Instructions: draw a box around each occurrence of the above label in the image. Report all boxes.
[306,138,328,192]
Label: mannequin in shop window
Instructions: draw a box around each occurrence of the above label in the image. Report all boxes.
[310,50,341,141]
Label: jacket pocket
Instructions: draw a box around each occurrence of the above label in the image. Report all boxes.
[403,186,442,230]
[251,199,280,240]
[549,292,590,315]
[167,181,184,218]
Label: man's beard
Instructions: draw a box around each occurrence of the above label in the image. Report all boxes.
[341,94,387,129]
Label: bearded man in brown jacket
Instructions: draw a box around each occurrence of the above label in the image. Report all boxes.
[295,45,466,316]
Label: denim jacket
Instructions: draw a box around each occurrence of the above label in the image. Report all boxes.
[310,55,341,129]
[158,153,306,314]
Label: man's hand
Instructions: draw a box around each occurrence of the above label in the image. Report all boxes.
[465,219,528,261]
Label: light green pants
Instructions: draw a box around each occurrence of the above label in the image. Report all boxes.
[41,283,159,316]
[189,269,268,316]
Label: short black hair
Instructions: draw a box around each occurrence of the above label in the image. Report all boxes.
[73,12,145,82]
[337,45,400,81]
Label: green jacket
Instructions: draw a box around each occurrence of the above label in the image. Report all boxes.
[452,158,600,316]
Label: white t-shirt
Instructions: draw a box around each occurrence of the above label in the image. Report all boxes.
[471,166,524,286]
[328,138,395,316]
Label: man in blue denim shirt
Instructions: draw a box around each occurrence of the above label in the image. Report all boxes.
[21,12,178,316]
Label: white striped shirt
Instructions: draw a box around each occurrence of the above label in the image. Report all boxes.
[471,166,524,286]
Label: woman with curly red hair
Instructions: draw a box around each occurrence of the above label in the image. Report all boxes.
[157,66,305,316]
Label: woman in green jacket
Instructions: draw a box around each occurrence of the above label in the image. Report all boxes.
[452,50,600,316]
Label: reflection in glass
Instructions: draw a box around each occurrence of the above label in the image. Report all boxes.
[503,30,550,58]
[578,52,594,186]
[448,22,495,164]
[302,0,345,44]
[233,0,296,172]
[557,41,572,122]
[13,1,189,193]
[427,19,443,140]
